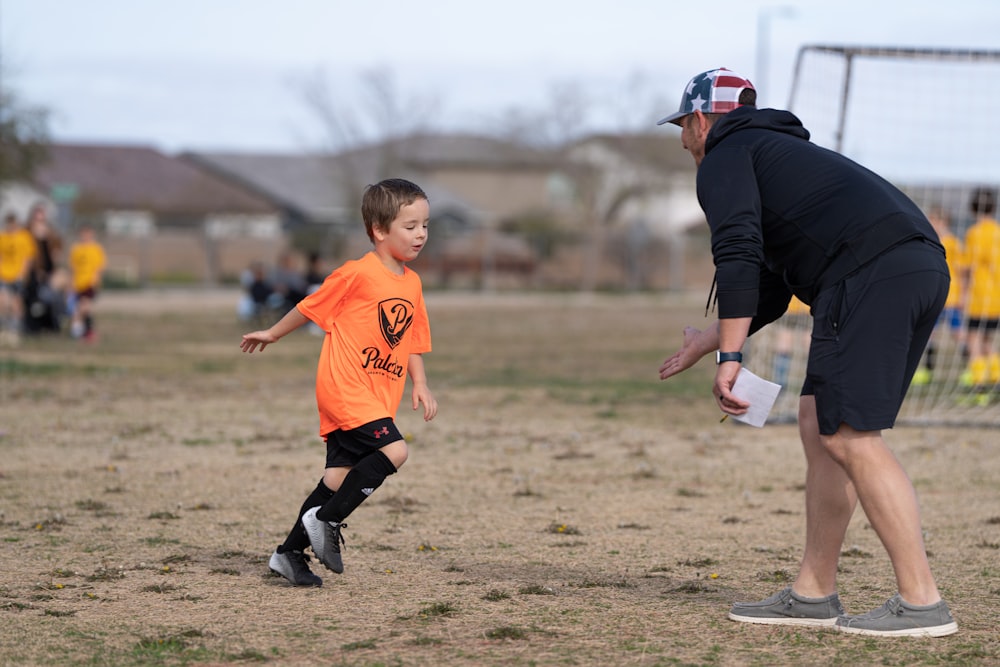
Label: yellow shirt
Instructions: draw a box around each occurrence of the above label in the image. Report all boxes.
[69,241,107,292]
[938,231,965,309]
[0,227,36,283]
[964,217,1000,318]
[786,295,810,315]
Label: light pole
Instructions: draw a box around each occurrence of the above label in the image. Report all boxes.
[755,6,796,107]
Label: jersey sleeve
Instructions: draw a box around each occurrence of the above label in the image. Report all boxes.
[408,287,432,355]
[296,264,354,330]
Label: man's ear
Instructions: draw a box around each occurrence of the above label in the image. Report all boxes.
[693,110,710,135]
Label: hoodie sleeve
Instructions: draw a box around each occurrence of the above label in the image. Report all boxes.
[697,142,765,319]
[749,268,793,335]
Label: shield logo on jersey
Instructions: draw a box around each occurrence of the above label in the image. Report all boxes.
[378,298,414,349]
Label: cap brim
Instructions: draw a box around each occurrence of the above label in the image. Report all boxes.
[656,111,688,126]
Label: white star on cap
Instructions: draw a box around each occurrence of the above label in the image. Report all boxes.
[688,93,707,111]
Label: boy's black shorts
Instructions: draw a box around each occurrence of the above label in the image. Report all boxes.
[802,239,949,435]
[324,417,403,468]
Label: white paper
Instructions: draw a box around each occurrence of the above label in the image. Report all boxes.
[728,367,782,428]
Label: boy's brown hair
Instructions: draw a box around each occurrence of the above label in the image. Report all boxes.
[361,178,428,242]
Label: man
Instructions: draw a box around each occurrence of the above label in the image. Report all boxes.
[657,68,956,637]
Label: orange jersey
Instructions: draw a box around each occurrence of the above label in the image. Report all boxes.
[296,252,431,435]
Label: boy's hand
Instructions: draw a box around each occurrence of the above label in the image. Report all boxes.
[240,330,277,353]
[412,385,438,421]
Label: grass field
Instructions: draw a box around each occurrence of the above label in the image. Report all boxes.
[0,288,998,666]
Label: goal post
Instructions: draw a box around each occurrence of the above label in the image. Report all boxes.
[746,45,1000,427]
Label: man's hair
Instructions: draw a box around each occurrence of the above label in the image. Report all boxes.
[361,178,428,242]
[970,186,997,217]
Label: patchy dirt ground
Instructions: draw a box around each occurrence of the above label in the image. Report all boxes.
[0,289,997,666]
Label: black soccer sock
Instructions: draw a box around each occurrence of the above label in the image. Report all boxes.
[925,344,937,371]
[279,479,335,553]
[316,450,397,523]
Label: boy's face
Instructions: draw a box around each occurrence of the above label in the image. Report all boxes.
[373,198,429,264]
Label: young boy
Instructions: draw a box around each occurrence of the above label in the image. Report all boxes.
[68,225,107,342]
[0,212,36,346]
[240,178,438,587]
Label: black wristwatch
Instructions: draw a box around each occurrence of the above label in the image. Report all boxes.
[716,351,743,364]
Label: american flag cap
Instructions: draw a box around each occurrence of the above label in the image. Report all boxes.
[657,68,755,126]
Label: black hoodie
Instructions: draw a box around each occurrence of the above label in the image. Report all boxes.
[697,105,941,334]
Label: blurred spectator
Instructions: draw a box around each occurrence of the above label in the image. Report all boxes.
[304,251,327,291]
[913,207,968,386]
[268,251,308,312]
[237,260,275,324]
[961,187,1000,396]
[67,225,107,342]
[23,204,68,335]
[0,212,36,346]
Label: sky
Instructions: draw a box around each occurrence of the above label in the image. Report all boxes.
[3,0,1000,168]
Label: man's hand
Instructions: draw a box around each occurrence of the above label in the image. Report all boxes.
[659,326,712,380]
[713,362,750,415]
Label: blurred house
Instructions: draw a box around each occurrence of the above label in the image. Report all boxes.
[19,131,709,290]
[32,143,282,285]
[184,133,570,288]
[552,131,705,290]
[0,182,52,222]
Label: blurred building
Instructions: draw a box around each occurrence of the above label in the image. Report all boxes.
[31,143,281,285]
[14,131,713,290]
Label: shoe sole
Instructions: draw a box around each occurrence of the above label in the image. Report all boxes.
[301,508,344,574]
[268,552,322,587]
[729,612,838,627]
[837,621,958,637]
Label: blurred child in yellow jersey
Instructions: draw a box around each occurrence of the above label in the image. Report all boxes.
[961,188,1000,395]
[912,208,968,386]
[68,225,107,342]
[0,213,36,346]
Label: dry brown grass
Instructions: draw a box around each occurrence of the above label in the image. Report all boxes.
[0,288,997,666]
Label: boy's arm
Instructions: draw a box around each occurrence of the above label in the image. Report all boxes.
[240,306,310,353]
[408,353,437,421]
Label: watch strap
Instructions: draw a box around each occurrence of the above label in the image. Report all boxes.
[716,351,743,364]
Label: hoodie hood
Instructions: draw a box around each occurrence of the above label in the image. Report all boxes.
[705,106,810,154]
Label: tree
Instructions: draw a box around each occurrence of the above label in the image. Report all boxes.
[490,70,676,292]
[291,66,440,259]
[0,82,50,184]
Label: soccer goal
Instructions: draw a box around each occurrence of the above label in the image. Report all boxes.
[746,45,1000,427]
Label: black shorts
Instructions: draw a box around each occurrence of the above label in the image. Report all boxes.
[802,239,949,435]
[324,417,402,469]
[966,317,1000,332]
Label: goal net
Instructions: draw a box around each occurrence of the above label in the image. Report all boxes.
[745,45,1000,427]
